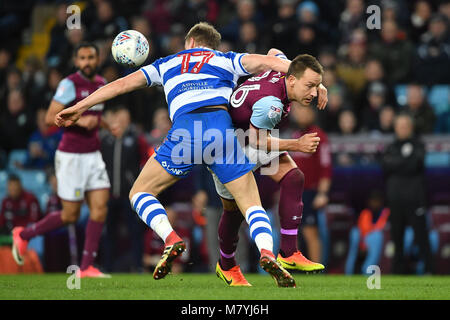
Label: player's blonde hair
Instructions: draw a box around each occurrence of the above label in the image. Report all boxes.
[185,22,221,50]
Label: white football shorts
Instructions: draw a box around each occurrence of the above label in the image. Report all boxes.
[55,150,110,201]
[210,145,284,200]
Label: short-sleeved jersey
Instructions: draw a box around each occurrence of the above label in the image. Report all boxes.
[228,70,291,131]
[140,48,249,121]
[53,71,106,153]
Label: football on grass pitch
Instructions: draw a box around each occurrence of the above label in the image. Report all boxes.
[111,30,149,67]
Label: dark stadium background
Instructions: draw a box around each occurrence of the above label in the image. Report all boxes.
[0,0,449,276]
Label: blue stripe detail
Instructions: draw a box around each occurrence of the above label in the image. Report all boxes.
[238,54,249,74]
[250,216,271,225]
[162,63,234,85]
[137,199,160,217]
[251,227,272,240]
[140,68,151,86]
[145,208,167,226]
[167,78,235,106]
[247,210,267,221]
[133,193,151,211]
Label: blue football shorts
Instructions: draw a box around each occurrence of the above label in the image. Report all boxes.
[154,108,255,184]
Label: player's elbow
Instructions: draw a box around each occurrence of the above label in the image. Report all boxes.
[267,48,281,56]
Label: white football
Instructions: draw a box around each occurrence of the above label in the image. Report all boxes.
[111,30,149,67]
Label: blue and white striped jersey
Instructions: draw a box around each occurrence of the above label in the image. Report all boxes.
[140,48,250,121]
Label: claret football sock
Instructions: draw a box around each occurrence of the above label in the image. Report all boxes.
[218,209,244,270]
[131,192,174,242]
[80,219,104,271]
[278,168,304,257]
[20,211,64,241]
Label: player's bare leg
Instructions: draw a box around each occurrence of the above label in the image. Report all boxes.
[224,171,296,287]
[129,154,185,280]
[269,154,324,272]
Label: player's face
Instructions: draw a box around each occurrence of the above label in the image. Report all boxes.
[289,68,322,106]
[75,47,99,79]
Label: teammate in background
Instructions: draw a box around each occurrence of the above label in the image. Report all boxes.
[54,22,297,287]
[290,105,332,265]
[12,43,112,278]
[213,51,328,286]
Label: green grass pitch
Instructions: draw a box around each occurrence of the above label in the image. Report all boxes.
[1,273,449,300]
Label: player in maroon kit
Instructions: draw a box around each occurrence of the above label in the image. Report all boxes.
[214,51,328,286]
[11,43,112,278]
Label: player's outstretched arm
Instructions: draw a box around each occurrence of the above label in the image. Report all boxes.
[241,54,291,75]
[55,70,147,127]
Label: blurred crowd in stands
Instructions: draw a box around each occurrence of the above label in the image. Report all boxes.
[0,0,449,275]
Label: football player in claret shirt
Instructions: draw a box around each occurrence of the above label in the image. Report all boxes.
[212,51,328,286]
[12,43,113,278]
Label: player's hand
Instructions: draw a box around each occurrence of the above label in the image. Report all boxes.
[317,84,328,110]
[297,132,320,153]
[55,106,83,127]
[313,192,329,209]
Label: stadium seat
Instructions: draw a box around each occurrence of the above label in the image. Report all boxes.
[7,149,28,171]
[425,152,450,167]
[15,170,48,196]
[0,170,8,202]
[428,85,450,115]
[394,84,408,106]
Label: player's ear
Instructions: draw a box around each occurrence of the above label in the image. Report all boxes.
[286,74,296,87]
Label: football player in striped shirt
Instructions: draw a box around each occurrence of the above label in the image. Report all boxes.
[55,22,296,287]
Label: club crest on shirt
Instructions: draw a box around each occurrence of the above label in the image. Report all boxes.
[268,105,282,119]
[81,90,89,97]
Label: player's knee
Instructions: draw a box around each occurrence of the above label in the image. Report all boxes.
[222,197,239,212]
[281,168,305,189]
[61,210,80,224]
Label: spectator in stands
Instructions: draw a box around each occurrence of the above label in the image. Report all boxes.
[0,174,42,234]
[404,84,436,134]
[0,67,22,113]
[355,59,397,120]
[409,0,433,43]
[360,82,389,132]
[0,174,43,274]
[84,0,128,42]
[439,0,450,20]
[0,90,35,154]
[220,0,263,44]
[100,106,149,272]
[236,21,266,54]
[378,105,396,134]
[24,108,62,170]
[46,4,69,68]
[338,109,358,135]
[345,190,390,274]
[172,0,219,31]
[290,105,332,264]
[318,85,350,133]
[413,13,450,85]
[40,68,63,111]
[294,23,321,58]
[45,170,61,215]
[147,108,172,155]
[336,29,368,100]
[369,20,414,85]
[318,47,338,69]
[338,0,366,43]
[381,113,434,274]
[0,48,12,94]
